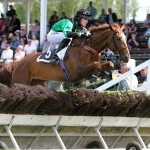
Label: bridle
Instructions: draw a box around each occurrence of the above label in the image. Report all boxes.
[107,31,128,53]
[80,26,128,56]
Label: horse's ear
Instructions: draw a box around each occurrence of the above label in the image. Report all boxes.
[120,24,125,30]
[109,23,118,32]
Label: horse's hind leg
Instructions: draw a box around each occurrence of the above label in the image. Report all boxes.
[11,65,31,86]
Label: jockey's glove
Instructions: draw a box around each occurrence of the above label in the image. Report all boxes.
[84,31,91,37]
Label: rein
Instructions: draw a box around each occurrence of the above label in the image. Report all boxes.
[81,45,99,56]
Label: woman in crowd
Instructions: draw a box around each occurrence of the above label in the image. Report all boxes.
[129,19,138,35]
[14,45,25,61]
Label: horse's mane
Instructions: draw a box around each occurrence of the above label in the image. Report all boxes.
[89,23,110,32]
[89,23,120,32]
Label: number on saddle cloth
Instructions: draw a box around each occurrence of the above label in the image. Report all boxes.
[37,38,71,63]
[37,49,57,63]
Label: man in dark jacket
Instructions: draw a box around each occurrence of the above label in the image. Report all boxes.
[106,8,117,24]
[12,14,21,33]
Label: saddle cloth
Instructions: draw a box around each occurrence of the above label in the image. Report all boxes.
[37,47,68,63]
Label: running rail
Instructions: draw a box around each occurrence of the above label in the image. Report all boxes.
[95,59,150,93]
[0,114,150,149]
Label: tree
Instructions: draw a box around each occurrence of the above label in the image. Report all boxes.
[14,0,139,24]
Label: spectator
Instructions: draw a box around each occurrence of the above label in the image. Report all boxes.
[14,30,21,40]
[60,11,68,20]
[48,11,59,29]
[143,23,150,39]
[128,33,139,49]
[106,48,114,57]
[6,5,16,17]
[12,14,21,33]
[20,29,28,42]
[86,1,97,21]
[7,33,13,43]
[9,34,20,52]
[0,34,7,55]
[128,19,137,34]
[30,20,40,36]
[137,67,148,87]
[1,43,13,64]
[124,27,131,42]
[40,35,50,53]
[24,38,37,55]
[143,13,150,28]
[117,61,138,91]
[148,36,150,49]
[31,34,39,50]
[14,45,25,61]
[98,8,107,24]
[0,18,6,36]
[5,15,13,34]
[106,8,117,24]
[143,23,150,49]
[1,13,7,24]
[20,38,26,47]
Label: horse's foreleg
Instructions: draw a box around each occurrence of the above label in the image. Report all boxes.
[94,61,114,72]
[30,79,46,87]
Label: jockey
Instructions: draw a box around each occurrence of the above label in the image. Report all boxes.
[47,9,91,63]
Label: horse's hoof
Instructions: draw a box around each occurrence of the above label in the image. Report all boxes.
[108,61,114,69]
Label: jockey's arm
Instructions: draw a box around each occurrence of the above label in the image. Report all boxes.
[66,31,81,38]
[66,30,91,38]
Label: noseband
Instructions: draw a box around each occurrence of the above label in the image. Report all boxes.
[107,31,128,53]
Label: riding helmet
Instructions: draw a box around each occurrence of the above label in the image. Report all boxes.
[75,9,91,19]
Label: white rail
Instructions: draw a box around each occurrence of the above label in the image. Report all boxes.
[1,114,150,149]
[95,59,150,93]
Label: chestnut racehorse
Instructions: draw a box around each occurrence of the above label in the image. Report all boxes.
[11,23,130,85]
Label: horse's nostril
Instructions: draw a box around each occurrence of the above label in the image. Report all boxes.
[124,56,129,63]
[121,55,129,63]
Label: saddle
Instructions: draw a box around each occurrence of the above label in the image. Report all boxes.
[37,38,71,64]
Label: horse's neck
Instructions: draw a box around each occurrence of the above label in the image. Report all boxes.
[91,29,111,52]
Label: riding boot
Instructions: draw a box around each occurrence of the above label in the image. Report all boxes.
[50,38,71,64]
[56,38,71,53]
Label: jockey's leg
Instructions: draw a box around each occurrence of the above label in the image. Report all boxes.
[56,38,71,53]
[51,38,71,63]
[47,31,72,63]
[56,38,71,59]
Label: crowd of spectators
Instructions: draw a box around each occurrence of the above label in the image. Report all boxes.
[0,5,42,64]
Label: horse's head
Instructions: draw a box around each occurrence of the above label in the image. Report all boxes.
[89,23,130,63]
[106,23,130,63]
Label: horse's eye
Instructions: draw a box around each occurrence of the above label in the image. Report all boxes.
[117,38,121,41]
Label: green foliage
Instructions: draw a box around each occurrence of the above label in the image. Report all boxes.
[30,0,41,23]
[14,2,26,23]
[14,0,139,24]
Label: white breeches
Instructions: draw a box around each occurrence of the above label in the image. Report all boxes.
[47,30,65,50]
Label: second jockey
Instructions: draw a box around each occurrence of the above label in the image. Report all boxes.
[47,9,91,63]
